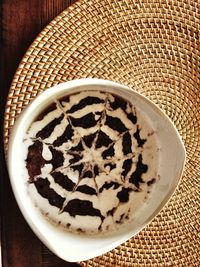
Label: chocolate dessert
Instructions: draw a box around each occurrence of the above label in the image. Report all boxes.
[24,90,159,234]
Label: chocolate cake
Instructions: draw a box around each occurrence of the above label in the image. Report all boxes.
[24,90,159,234]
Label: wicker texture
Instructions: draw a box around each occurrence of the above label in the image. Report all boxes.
[4,0,200,266]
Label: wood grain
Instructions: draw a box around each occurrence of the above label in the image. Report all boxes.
[0,1,79,266]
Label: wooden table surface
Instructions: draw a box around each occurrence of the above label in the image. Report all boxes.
[1,1,80,266]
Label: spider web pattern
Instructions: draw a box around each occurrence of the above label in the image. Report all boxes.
[25,91,158,233]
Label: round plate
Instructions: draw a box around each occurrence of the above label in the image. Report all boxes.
[4,0,200,266]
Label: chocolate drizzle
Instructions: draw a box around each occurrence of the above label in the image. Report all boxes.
[105,115,128,133]
[34,178,65,209]
[121,159,132,178]
[64,199,104,221]
[36,114,64,139]
[122,132,132,155]
[127,112,137,124]
[133,127,147,147]
[117,187,132,203]
[68,96,104,113]
[53,124,74,147]
[69,113,99,128]
[82,170,93,178]
[48,147,64,170]
[76,185,97,195]
[69,141,84,152]
[109,95,127,111]
[70,163,84,174]
[68,153,83,165]
[129,154,148,188]
[99,182,120,193]
[102,145,115,159]
[83,132,96,148]
[51,172,75,191]
[96,130,113,148]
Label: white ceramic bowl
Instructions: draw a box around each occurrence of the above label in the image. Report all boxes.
[8,78,186,262]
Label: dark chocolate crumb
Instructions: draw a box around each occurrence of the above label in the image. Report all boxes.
[121,159,132,178]
[35,103,57,121]
[64,199,104,221]
[147,131,155,137]
[51,171,75,191]
[77,228,85,233]
[120,213,125,220]
[53,123,74,147]
[93,165,99,177]
[82,170,93,178]
[36,114,64,139]
[48,147,64,170]
[107,207,117,216]
[105,115,128,133]
[129,154,148,188]
[68,96,104,113]
[133,127,147,147]
[95,130,113,148]
[69,141,84,152]
[76,185,97,195]
[83,132,97,148]
[34,178,65,209]
[134,188,140,192]
[26,140,45,180]
[70,163,84,174]
[109,96,127,111]
[122,132,132,155]
[99,182,120,193]
[147,178,156,186]
[102,144,115,159]
[59,96,70,104]
[69,153,83,165]
[69,112,99,128]
[117,187,132,203]
[127,112,137,124]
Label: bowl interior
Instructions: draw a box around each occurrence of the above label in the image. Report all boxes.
[8,79,186,262]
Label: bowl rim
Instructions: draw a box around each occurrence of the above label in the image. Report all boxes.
[7,78,186,262]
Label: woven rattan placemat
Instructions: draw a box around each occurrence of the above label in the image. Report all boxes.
[4,0,200,266]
